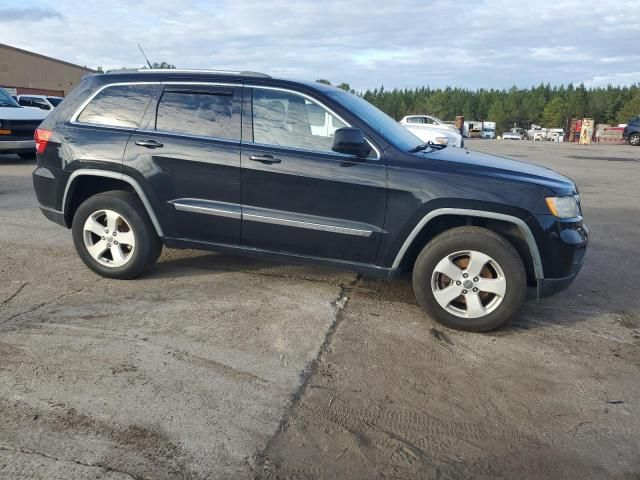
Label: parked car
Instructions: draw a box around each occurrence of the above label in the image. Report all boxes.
[401,122,464,148]
[502,131,522,140]
[480,128,496,139]
[623,116,640,146]
[399,115,461,134]
[17,94,63,112]
[0,87,48,159]
[32,69,588,332]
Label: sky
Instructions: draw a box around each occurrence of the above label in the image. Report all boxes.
[1,0,639,91]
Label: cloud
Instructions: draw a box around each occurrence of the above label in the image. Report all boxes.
[1,0,639,90]
[0,6,63,22]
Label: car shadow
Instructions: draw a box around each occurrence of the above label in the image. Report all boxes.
[143,237,630,337]
[146,250,350,284]
[0,154,36,166]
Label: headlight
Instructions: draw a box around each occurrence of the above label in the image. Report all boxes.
[545,196,581,218]
[435,136,449,144]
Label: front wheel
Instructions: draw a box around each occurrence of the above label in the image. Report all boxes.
[72,191,162,279]
[629,133,640,146]
[412,226,526,332]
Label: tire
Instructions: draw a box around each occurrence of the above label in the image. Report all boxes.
[629,133,640,146]
[412,226,526,332]
[18,152,36,160]
[72,190,162,279]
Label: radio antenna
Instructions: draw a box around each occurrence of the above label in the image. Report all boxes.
[138,43,153,69]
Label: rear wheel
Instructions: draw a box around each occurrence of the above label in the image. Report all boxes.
[72,191,162,279]
[412,226,526,332]
[629,133,640,146]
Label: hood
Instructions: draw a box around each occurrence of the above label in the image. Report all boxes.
[425,148,576,195]
[0,106,48,121]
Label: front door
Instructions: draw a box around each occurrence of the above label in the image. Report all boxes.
[240,86,387,264]
[124,84,243,245]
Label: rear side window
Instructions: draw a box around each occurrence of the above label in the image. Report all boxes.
[77,85,155,128]
[156,91,233,139]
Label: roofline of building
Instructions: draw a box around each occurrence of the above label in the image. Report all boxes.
[0,43,97,73]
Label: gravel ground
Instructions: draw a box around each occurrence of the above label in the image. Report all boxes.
[1,140,639,479]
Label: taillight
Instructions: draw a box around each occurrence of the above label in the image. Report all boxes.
[34,128,52,154]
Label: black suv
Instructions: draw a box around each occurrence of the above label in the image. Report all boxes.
[32,70,588,332]
[623,116,640,146]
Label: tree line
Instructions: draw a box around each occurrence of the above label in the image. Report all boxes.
[320,80,640,133]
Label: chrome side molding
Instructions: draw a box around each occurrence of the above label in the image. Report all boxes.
[169,198,241,219]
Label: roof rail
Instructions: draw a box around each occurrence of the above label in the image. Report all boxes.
[105,68,270,78]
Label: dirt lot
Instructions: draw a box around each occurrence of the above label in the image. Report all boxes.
[1,140,639,480]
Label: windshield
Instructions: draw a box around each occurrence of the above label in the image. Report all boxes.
[327,91,423,152]
[47,97,63,106]
[0,88,20,108]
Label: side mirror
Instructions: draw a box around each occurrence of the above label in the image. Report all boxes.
[332,127,370,157]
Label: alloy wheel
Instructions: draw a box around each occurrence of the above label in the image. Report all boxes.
[83,209,136,267]
[431,250,507,318]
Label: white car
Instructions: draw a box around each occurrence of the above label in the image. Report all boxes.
[401,122,464,148]
[480,129,496,139]
[0,88,48,159]
[399,115,460,134]
[502,131,522,140]
[17,94,63,112]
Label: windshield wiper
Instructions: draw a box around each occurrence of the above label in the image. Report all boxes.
[409,142,448,153]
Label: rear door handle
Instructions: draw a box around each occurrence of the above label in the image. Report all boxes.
[135,139,164,148]
[249,154,281,165]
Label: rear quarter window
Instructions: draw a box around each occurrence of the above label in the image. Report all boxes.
[76,84,156,128]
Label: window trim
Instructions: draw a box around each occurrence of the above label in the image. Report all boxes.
[247,85,381,160]
[153,87,236,141]
[70,81,243,132]
[69,81,381,159]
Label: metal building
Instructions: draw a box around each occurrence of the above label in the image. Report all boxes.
[0,43,96,97]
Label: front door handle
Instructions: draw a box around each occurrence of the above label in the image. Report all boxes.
[135,139,164,148]
[249,154,281,165]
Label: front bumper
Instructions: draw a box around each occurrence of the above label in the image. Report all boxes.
[539,271,583,296]
[0,139,35,153]
[532,215,588,297]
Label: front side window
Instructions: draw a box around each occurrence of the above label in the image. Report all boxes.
[156,91,233,139]
[77,84,156,128]
[252,88,347,153]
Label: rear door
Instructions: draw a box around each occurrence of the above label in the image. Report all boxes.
[240,86,387,264]
[124,83,243,244]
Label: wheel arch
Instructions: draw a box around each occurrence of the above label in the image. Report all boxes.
[62,170,164,237]
[392,208,543,286]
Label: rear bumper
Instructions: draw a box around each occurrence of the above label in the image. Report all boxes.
[0,139,35,152]
[39,206,66,227]
[33,165,70,227]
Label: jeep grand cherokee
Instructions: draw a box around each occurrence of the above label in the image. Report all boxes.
[32,69,588,332]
